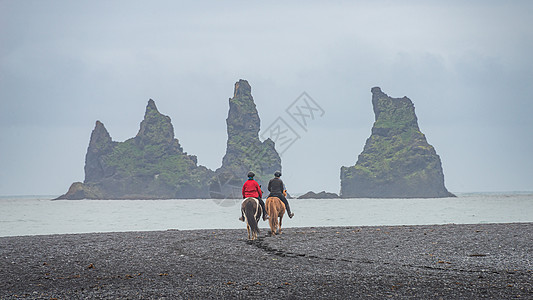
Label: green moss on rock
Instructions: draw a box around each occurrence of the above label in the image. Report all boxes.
[57,100,214,199]
[213,80,281,197]
[340,87,454,198]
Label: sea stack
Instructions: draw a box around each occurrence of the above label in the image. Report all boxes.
[211,79,281,198]
[340,87,454,198]
[56,100,214,199]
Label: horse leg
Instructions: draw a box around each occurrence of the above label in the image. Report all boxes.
[247,224,251,240]
[269,216,276,236]
[251,222,257,240]
[279,214,283,234]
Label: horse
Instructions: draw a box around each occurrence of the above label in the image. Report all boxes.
[265,190,287,236]
[241,197,262,240]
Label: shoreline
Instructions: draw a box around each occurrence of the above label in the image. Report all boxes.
[1,223,532,299]
[1,220,532,238]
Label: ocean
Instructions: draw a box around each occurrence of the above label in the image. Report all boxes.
[1,192,532,237]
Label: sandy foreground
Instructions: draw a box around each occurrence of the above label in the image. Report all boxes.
[1,223,532,299]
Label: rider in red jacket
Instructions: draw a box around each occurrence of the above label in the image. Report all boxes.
[240,171,269,221]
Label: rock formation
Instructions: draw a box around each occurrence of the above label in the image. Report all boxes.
[340,87,455,198]
[210,80,281,198]
[298,191,340,199]
[56,100,214,199]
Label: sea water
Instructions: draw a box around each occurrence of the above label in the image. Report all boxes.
[0,193,532,237]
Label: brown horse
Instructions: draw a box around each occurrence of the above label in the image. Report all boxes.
[241,197,261,240]
[265,190,287,236]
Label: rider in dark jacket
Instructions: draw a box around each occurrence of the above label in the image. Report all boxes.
[267,171,294,218]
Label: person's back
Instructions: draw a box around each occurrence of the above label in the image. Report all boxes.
[240,171,269,221]
[267,171,294,218]
[243,178,262,198]
[268,177,284,196]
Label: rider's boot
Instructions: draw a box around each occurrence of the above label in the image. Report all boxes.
[263,209,270,221]
[286,204,294,218]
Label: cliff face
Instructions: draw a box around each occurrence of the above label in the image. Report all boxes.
[211,80,281,198]
[84,120,115,183]
[57,100,214,199]
[340,87,454,198]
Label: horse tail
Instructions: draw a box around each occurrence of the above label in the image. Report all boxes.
[269,210,278,231]
[265,197,272,216]
[245,200,260,235]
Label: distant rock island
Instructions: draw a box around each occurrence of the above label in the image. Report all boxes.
[298,191,340,199]
[57,79,281,200]
[340,87,455,198]
[210,80,281,198]
[57,82,455,200]
[57,100,214,199]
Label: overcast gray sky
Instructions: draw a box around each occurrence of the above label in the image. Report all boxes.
[1,1,532,196]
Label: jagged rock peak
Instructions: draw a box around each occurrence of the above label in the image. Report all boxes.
[227,80,260,135]
[147,98,157,110]
[213,79,281,197]
[234,79,252,98]
[90,121,112,146]
[371,86,383,94]
[371,86,418,129]
[84,120,114,183]
[136,99,175,145]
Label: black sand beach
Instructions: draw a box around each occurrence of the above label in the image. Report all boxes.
[1,223,532,299]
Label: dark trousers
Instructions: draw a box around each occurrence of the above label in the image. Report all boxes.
[257,197,267,216]
[270,193,291,214]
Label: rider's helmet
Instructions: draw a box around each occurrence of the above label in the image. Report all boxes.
[274,171,282,177]
[247,171,255,178]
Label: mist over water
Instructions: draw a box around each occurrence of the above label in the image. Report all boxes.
[1,193,532,237]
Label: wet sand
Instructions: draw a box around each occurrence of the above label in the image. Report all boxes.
[1,223,532,299]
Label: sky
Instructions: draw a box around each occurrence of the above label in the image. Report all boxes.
[1,1,532,196]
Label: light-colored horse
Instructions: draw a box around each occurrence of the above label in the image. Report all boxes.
[265,190,287,236]
[241,197,261,240]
